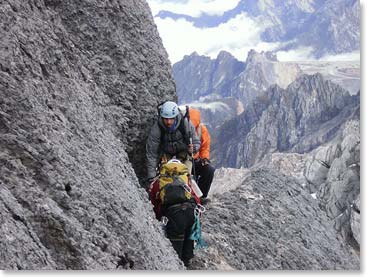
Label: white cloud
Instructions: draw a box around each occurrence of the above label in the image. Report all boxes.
[154,13,282,63]
[276,48,360,62]
[148,0,241,17]
[319,51,360,62]
[276,47,316,62]
[148,0,361,64]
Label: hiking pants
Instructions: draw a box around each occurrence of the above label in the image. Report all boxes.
[193,160,215,198]
[164,202,196,263]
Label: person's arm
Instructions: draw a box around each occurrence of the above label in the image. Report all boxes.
[146,121,161,179]
[149,179,162,220]
[200,125,210,160]
[188,120,200,154]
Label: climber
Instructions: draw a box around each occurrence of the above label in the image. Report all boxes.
[189,108,215,204]
[146,101,201,267]
[146,101,200,184]
[149,159,198,267]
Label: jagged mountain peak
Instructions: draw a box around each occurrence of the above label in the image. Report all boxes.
[180,51,212,65]
[245,49,278,64]
[213,72,359,168]
[288,72,351,99]
[174,49,299,105]
[216,50,236,60]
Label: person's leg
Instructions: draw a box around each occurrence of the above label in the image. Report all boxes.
[197,163,215,198]
[165,207,185,260]
[182,236,194,266]
[165,204,196,261]
[181,205,196,266]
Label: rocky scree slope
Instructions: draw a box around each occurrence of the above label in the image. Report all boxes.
[237,119,360,254]
[0,0,182,270]
[190,169,359,270]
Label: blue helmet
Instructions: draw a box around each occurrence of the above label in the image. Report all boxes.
[160,101,179,118]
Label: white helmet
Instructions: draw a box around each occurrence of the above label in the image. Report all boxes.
[160,101,179,118]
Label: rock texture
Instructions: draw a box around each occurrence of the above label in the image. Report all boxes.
[214,74,359,168]
[174,50,300,106]
[229,50,301,105]
[246,119,360,253]
[173,51,246,105]
[0,0,182,270]
[0,0,360,271]
[304,120,360,250]
[174,50,301,133]
[190,169,359,270]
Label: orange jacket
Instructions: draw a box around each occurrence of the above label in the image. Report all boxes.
[189,108,211,160]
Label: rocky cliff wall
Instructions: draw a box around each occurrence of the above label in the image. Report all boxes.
[304,120,360,250]
[0,0,181,270]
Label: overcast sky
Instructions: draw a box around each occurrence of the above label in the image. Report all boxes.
[147,0,360,64]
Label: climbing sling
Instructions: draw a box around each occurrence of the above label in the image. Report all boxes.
[190,204,208,249]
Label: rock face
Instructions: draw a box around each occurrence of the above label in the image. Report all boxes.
[304,120,360,250]
[214,74,359,168]
[245,119,360,253]
[0,0,360,271]
[0,0,182,270]
[173,51,246,105]
[295,0,360,58]
[228,50,301,105]
[174,50,300,106]
[190,169,359,270]
[174,50,301,133]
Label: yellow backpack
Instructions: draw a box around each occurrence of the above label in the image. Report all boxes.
[159,159,193,206]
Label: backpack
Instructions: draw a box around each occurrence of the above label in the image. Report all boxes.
[158,159,193,207]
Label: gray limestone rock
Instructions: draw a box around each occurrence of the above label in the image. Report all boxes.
[0,0,360,271]
[302,120,360,250]
[0,0,181,270]
[190,169,359,270]
[350,195,360,246]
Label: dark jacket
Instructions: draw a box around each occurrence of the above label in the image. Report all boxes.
[146,113,200,179]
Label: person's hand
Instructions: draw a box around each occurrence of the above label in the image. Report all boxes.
[188,143,194,154]
[146,177,157,191]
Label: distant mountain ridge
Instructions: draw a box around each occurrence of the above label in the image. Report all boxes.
[173,49,359,146]
[213,73,359,168]
[156,0,360,58]
[174,50,301,105]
